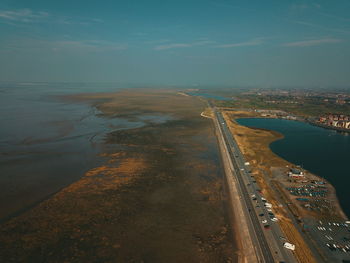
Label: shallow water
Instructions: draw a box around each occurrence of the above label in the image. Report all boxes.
[237,118,350,218]
[0,83,171,221]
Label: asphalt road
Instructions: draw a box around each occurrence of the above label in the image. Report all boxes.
[213,108,297,263]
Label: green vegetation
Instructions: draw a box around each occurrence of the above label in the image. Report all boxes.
[215,95,350,117]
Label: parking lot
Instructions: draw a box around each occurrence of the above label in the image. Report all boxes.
[271,166,350,262]
[305,218,350,262]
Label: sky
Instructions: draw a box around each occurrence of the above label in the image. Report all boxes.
[0,0,350,87]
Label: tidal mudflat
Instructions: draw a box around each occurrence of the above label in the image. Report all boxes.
[0,89,236,262]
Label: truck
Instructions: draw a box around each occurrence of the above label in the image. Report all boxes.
[283,242,295,251]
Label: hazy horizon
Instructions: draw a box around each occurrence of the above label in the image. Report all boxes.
[1,81,350,91]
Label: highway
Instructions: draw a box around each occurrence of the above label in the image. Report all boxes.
[212,107,297,263]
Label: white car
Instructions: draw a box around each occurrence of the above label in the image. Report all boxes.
[262,220,267,224]
[271,217,278,222]
[283,242,295,251]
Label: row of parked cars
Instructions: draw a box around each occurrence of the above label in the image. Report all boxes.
[326,243,350,253]
[249,183,296,251]
[251,194,279,230]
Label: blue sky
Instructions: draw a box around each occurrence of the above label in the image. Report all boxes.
[0,0,350,86]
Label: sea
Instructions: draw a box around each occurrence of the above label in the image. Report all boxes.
[236,118,350,218]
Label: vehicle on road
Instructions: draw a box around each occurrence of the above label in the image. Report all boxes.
[264,202,272,208]
[283,242,295,251]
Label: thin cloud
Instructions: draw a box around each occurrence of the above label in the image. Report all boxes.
[0,8,103,25]
[0,9,49,22]
[283,38,342,47]
[290,4,309,11]
[91,18,104,23]
[194,40,214,45]
[318,12,350,23]
[290,3,320,11]
[154,40,213,50]
[144,39,171,45]
[3,38,127,52]
[215,38,264,48]
[208,1,259,12]
[295,20,350,35]
[54,40,128,51]
[154,43,191,50]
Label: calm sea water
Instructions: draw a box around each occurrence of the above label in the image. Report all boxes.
[0,83,168,221]
[237,118,350,218]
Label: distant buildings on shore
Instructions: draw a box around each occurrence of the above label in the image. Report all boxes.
[317,114,350,130]
[255,109,298,120]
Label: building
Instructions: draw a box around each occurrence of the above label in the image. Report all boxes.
[288,168,304,178]
[317,114,350,130]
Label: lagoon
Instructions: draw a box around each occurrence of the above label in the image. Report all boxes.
[236,118,350,218]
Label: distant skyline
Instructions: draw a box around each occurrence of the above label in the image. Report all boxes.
[1,0,350,86]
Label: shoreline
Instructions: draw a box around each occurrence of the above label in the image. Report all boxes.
[236,118,349,262]
[221,110,350,262]
[255,125,346,219]
[234,116,348,221]
[308,120,350,134]
[230,110,350,135]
